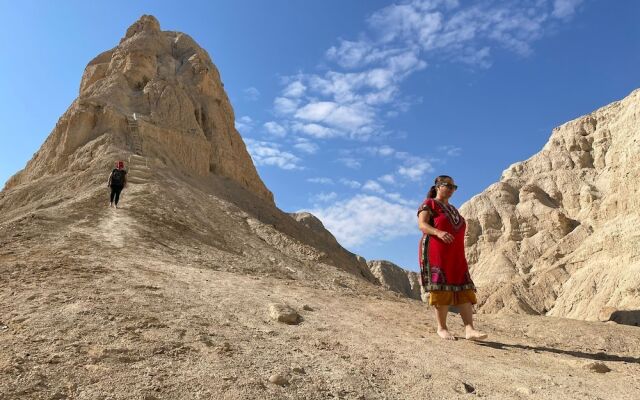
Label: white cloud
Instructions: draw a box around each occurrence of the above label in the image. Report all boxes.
[244,87,260,101]
[294,101,375,136]
[437,145,462,157]
[397,157,434,181]
[326,39,375,69]
[294,139,320,154]
[365,145,396,157]
[552,0,583,19]
[367,0,574,61]
[307,177,334,185]
[283,81,307,98]
[378,174,396,185]
[311,192,338,203]
[245,139,302,170]
[384,192,416,207]
[363,180,386,194]
[235,116,254,133]
[292,122,340,139]
[455,46,491,68]
[337,157,362,169]
[307,194,417,247]
[295,101,335,120]
[340,178,362,189]
[274,97,300,114]
[263,121,287,137]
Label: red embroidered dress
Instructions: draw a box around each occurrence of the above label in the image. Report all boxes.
[417,198,476,292]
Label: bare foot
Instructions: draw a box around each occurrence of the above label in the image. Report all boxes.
[465,327,487,341]
[437,328,456,340]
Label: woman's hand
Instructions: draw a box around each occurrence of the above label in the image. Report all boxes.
[435,230,454,244]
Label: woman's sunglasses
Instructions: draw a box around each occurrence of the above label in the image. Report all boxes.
[438,183,458,190]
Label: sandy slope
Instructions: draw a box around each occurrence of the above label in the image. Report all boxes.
[1,172,639,400]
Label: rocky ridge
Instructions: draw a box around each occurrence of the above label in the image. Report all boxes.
[367,260,424,301]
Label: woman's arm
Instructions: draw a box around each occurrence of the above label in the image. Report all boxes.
[107,172,112,187]
[418,210,454,243]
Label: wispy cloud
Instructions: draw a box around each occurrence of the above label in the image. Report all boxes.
[311,191,338,203]
[364,145,396,157]
[292,122,339,139]
[235,116,254,133]
[397,157,435,181]
[245,139,302,170]
[274,97,300,114]
[378,174,396,185]
[282,80,306,98]
[552,0,583,19]
[437,145,462,157]
[363,180,386,194]
[340,178,362,189]
[293,138,319,154]
[266,0,583,144]
[337,157,362,169]
[308,194,417,247]
[263,121,287,137]
[244,87,260,101]
[307,177,334,185]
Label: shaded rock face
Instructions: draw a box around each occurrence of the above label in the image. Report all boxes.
[5,15,273,204]
[288,212,376,282]
[367,260,424,301]
[460,89,640,322]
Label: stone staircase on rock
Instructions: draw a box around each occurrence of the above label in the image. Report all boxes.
[127,114,143,155]
[127,154,151,185]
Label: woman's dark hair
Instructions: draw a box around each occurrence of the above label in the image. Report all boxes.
[428,175,453,198]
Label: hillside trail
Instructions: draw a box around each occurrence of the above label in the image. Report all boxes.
[96,185,145,249]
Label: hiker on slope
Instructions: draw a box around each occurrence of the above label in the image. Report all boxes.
[108,161,127,208]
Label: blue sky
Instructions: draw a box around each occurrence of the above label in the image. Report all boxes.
[1,1,639,271]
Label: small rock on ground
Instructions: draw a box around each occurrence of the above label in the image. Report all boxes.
[456,382,475,394]
[269,374,289,386]
[585,362,611,373]
[269,303,301,325]
[516,386,534,395]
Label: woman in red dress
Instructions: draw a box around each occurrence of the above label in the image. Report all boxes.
[417,175,487,341]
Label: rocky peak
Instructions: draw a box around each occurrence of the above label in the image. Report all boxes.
[6,15,273,205]
[122,15,161,41]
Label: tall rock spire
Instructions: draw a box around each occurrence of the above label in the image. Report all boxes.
[5,15,273,204]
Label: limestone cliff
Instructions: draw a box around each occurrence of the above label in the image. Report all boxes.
[460,89,640,322]
[366,260,424,301]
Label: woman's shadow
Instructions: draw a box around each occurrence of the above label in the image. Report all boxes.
[474,340,640,364]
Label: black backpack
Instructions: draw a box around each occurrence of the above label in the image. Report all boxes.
[111,169,126,186]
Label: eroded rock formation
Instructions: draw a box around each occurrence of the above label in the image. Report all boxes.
[366,260,424,301]
[460,89,640,322]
